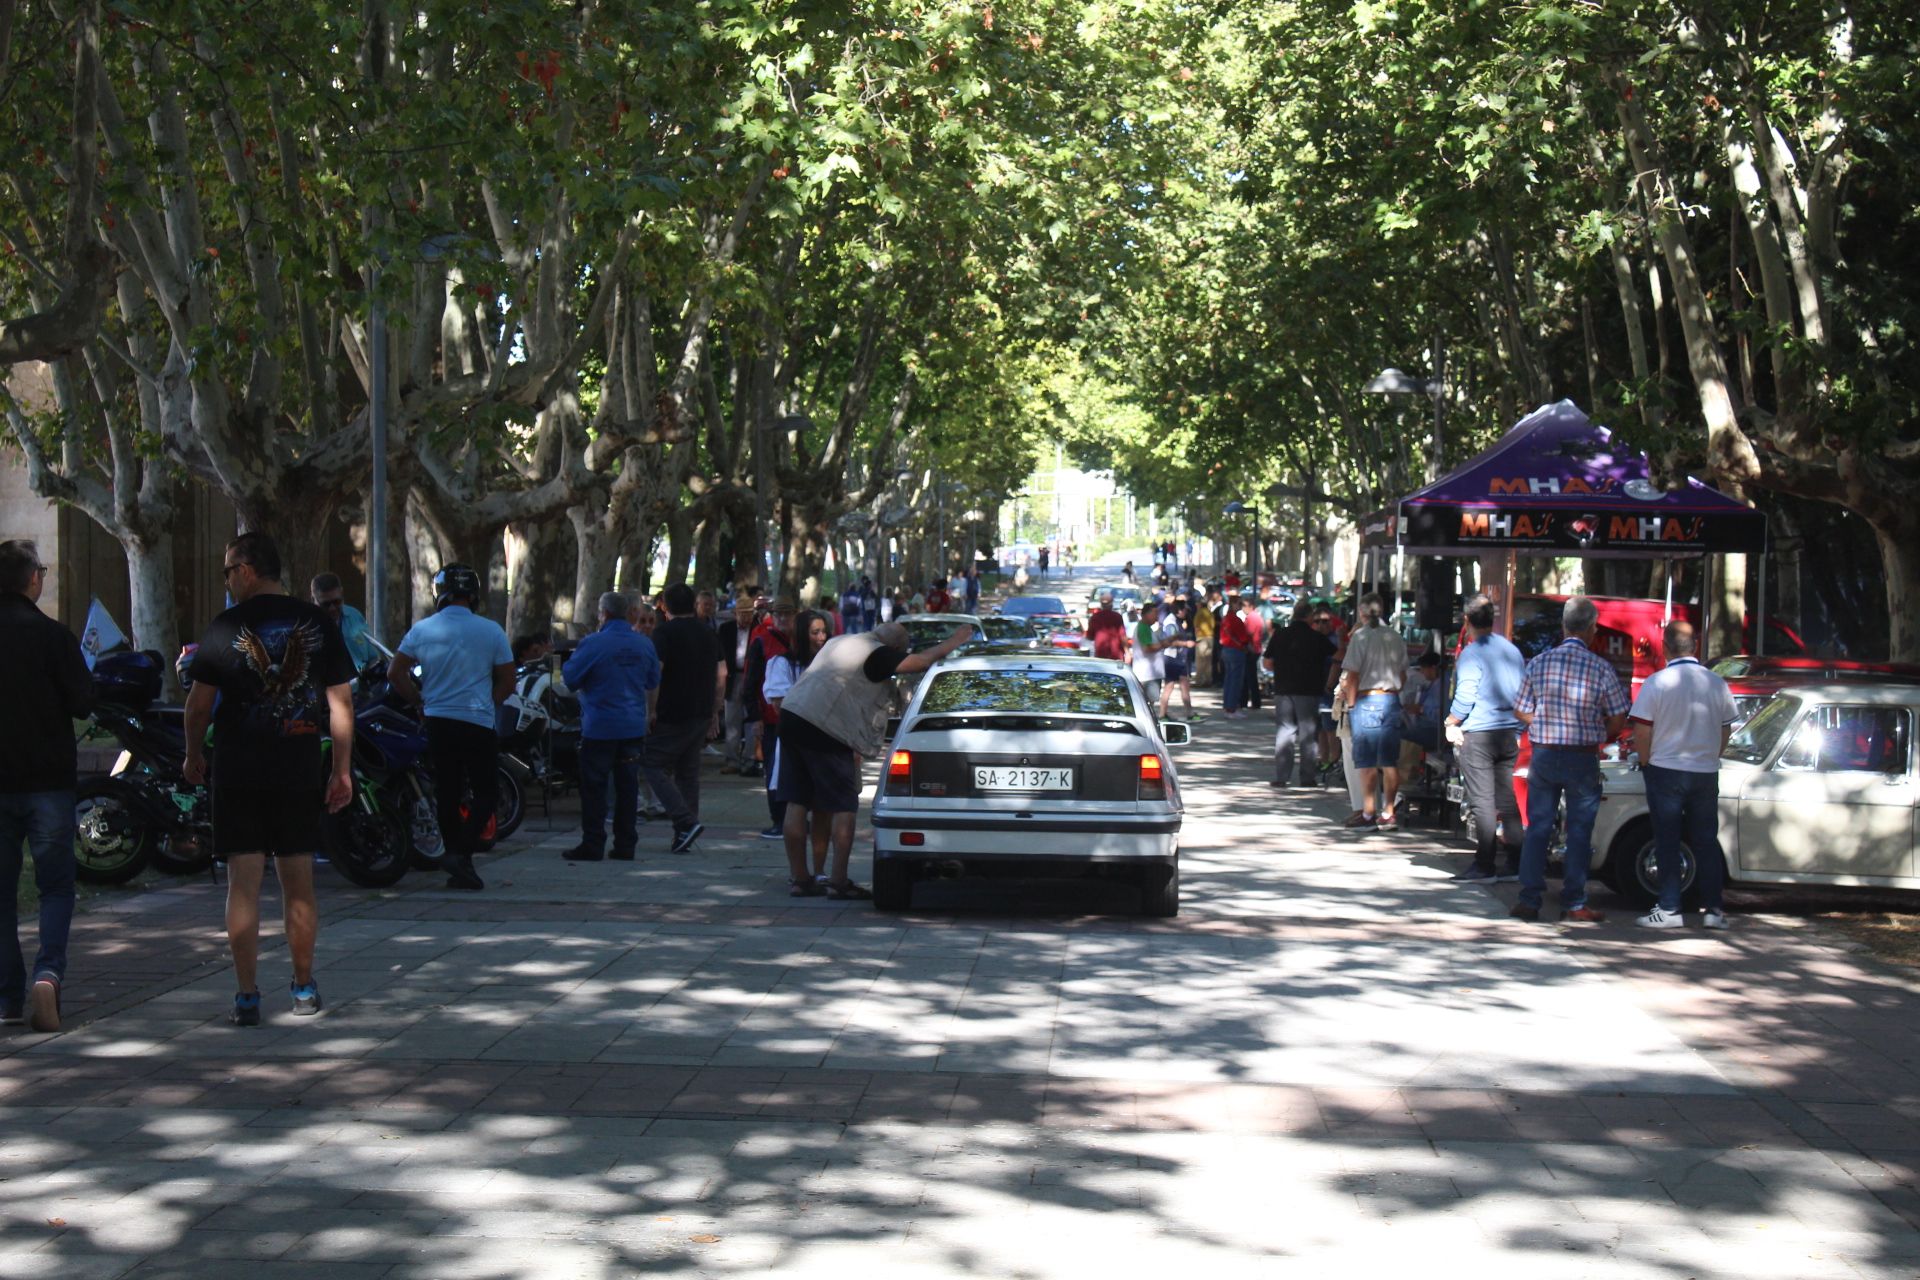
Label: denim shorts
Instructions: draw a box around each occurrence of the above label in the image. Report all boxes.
[1348,692,1404,769]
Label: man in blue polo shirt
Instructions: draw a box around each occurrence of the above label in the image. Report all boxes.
[390,565,514,891]
[561,591,661,862]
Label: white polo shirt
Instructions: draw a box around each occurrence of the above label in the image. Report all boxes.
[1627,657,1738,773]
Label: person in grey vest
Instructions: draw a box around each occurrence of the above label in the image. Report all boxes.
[774,620,970,898]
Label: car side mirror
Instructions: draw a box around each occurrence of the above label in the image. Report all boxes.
[1162,720,1191,746]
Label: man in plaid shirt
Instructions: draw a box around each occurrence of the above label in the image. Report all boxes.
[1510,597,1630,923]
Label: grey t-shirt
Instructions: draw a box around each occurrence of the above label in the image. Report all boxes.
[1340,623,1409,692]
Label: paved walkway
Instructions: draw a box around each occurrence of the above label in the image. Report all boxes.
[8,693,1920,1277]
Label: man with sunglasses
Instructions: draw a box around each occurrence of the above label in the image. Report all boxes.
[309,573,377,669]
[185,533,356,1025]
[0,540,92,1033]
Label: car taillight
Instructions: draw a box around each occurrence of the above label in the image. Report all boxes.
[886,749,912,797]
[1138,753,1166,801]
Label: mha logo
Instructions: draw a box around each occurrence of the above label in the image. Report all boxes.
[1458,512,1555,540]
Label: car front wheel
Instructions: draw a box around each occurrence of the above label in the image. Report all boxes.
[1605,817,1699,910]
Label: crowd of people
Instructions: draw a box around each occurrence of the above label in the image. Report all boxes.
[2,534,1740,1036]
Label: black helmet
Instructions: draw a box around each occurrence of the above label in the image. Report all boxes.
[433,563,482,609]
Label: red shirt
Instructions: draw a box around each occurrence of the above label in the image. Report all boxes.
[926,587,951,613]
[1087,607,1127,660]
[1219,611,1252,650]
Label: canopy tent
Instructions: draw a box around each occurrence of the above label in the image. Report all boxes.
[1360,400,1767,558]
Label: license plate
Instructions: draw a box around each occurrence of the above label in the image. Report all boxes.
[1445,780,1465,803]
[975,766,1074,792]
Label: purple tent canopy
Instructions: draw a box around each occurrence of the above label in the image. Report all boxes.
[1361,401,1766,558]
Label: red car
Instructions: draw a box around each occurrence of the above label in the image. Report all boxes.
[1713,654,1920,727]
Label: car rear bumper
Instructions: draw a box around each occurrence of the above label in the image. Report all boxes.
[872,812,1179,861]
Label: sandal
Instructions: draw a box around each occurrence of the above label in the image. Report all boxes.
[824,880,873,901]
[788,877,824,897]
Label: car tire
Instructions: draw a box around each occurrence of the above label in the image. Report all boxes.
[1138,862,1179,918]
[1605,816,1700,910]
[873,858,913,912]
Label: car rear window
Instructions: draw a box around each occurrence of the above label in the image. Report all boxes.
[920,669,1134,716]
[1000,597,1066,615]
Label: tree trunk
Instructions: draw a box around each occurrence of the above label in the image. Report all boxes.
[234,492,335,594]
[781,501,830,606]
[1874,523,1920,664]
[694,514,723,591]
[123,533,181,698]
[570,503,621,637]
[506,514,572,643]
[663,507,694,587]
[405,490,453,625]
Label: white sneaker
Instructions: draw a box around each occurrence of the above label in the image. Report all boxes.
[1636,906,1684,929]
[1701,911,1730,930]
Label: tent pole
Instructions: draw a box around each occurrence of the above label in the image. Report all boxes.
[1664,561,1673,625]
[1755,551,1767,658]
[1392,546,1404,623]
[1701,561,1713,662]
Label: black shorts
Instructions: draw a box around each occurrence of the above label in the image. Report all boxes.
[212,787,327,857]
[772,715,864,814]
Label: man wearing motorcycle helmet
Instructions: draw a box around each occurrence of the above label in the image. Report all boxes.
[389,564,514,891]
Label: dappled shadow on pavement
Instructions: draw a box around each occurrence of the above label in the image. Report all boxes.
[5,691,1920,1274]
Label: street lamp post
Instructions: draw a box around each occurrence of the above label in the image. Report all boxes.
[1223,500,1259,578]
[1365,363,1447,621]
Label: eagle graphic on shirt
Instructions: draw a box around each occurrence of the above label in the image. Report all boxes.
[231,619,323,726]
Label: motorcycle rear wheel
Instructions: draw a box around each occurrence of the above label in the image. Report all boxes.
[74,778,154,884]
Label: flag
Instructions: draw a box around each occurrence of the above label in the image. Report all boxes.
[80,597,129,671]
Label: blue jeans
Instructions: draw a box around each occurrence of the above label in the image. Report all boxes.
[579,736,644,855]
[1644,764,1724,913]
[1222,648,1249,712]
[1348,693,1404,769]
[1518,747,1603,910]
[1,791,75,1010]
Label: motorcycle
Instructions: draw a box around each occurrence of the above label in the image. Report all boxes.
[355,649,530,854]
[497,658,582,804]
[74,651,214,885]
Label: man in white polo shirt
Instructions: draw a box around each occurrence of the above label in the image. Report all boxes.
[1629,619,1738,930]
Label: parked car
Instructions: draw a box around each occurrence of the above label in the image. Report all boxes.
[1712,654,1920,727]
[1587,682,1920,907]
[995,594,1072,628]
[890,614,987,712]
[871,652,1189,916]
[1081,583,1144,624]
[978,615,1043,645]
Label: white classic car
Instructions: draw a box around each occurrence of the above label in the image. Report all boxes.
[1590,682,1920,906]
[871,652,1189,916]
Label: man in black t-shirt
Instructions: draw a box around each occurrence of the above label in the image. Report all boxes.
[184,533,355,1026]
[642,583,724,854]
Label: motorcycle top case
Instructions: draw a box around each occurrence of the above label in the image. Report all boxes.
[93,649,165,711]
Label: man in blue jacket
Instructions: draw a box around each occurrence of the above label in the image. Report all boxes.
[562,591,661,861]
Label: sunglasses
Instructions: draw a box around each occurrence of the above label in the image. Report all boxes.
[222,562,248,579]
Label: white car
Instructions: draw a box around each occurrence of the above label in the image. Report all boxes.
[1590,682,1920,905]
[870,652,1189,916]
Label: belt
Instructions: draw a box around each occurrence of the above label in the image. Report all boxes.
[1535,743,1602,751]
[1362,688,1397,696]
